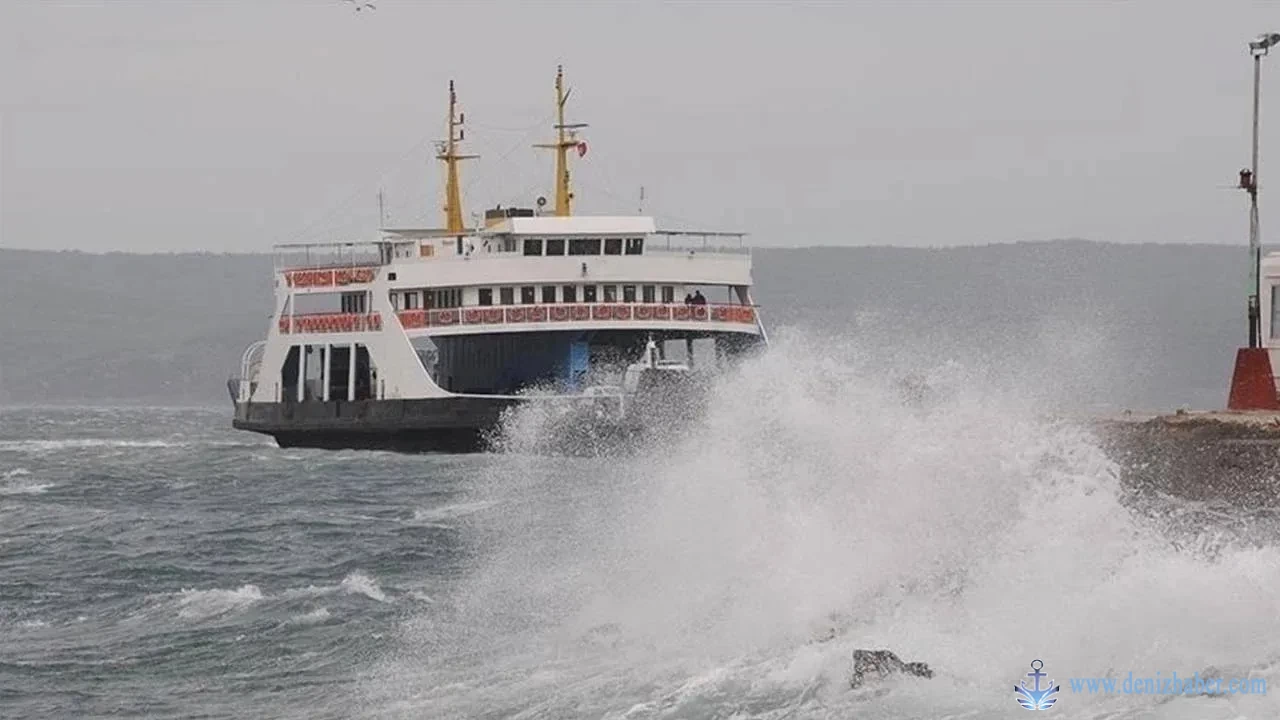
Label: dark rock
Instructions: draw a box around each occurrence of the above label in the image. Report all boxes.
[850,649,934,688]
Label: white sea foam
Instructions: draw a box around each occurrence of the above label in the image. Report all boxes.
[411,500,499,526]
[176,584,264,620]
[0,482,53,495]
[291,607,331,625]
[363,331,1280,719]
[341,572,389,603]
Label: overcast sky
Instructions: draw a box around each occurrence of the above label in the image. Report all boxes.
[2,1,1279,252]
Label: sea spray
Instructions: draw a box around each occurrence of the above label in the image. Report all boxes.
[366,331,1280,719]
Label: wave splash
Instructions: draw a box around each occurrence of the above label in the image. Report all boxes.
[367,331,1280,718]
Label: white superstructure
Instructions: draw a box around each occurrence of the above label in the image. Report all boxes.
[231,68,767,439]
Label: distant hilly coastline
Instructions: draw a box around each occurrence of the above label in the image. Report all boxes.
[0,242,1251,411]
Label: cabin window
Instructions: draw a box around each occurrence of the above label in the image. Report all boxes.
[478,288,493,306]
[569,238,601,255]
[642,285,656,303]
[625,237,644,255]
[520,286,536,304]
[429,289,460,309]
[546,238,566,255]
[423,291,435,309]
[500,287,514,305]
[603,285,617,302]
[604,238,623,255]
[523,239,543,256]
[341,292,368,314]
[661,285,675,303]
[562,285,578,303]
[583,285,598,303]
[501,237,517,253]
[622,285,636,303]
[391,293,401,310]
[456,237,464,255]
[541,285,556,303]
[404,292,420,310]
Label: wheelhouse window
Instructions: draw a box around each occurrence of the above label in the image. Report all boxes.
[569,238,601,255]
[520,286,536,304]
[541,285,556,303]
[583,285,598,302]
[622,285,636,303]
[603,285,617,302]
[642,285,655,303]
[604,238,623,255]
[500,287,514,305]
[545,238,566,256]
[625,237,644,255]
[562,285,578,303]
[523,239,543,256]
[661,285,675,303]
[478,288,493,306]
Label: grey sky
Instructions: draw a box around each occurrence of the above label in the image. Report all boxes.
[1,1,1277,253]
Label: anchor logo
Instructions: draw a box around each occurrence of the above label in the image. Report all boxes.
[1014,659,1060,711]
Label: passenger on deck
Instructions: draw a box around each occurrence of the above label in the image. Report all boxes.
[692,290,706,305]
[684,293,694,305]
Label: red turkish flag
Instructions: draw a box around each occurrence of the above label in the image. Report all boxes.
[576,141,588,158]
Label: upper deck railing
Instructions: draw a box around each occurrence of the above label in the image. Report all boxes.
[272,229,750,273]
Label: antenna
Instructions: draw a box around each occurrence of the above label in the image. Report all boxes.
[638,186,646,214]
[534,65,588,216]
[377,189,386,228]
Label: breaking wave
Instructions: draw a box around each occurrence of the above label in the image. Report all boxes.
[363,330,1280,718]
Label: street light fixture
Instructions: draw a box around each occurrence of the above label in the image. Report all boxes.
[1242,33,1280,348]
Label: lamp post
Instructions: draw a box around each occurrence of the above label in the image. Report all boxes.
[1243,33,1280,347]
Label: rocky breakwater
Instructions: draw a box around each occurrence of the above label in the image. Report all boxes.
[1093,411,1280,506]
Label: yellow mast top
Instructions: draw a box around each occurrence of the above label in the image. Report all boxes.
[534,65,588,216]
[437,80,477,233]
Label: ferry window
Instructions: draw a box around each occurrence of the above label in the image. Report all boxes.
[456,237,464,255]
[622,285,636,303]
[405,292,420,310]
[500,287,514,305]
[603,285,617,302]
[569,238,601,255]
[502,237,517,253]
[523,239,543,256]
[479,288,493,306]
[604,238,623,255]
[661,286,675,303]
[541,285,556,303]
[625,237,644,255]
[521,286,536,304]
[583,285,598,302]
[562,285,577,303]
[424,291,436,309]
[546,238,566,256]
[642,285,655,303]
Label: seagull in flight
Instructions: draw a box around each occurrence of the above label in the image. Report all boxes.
[343,0,376,11]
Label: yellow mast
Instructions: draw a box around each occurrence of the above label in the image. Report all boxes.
[534,65,588,216]
[437,80,477,232]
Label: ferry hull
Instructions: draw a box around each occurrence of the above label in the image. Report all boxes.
[233,396,519,453]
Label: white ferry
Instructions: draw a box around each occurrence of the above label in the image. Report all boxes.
[230,68,768,451]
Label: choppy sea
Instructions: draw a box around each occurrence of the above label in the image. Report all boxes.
[4,339,1280,719]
